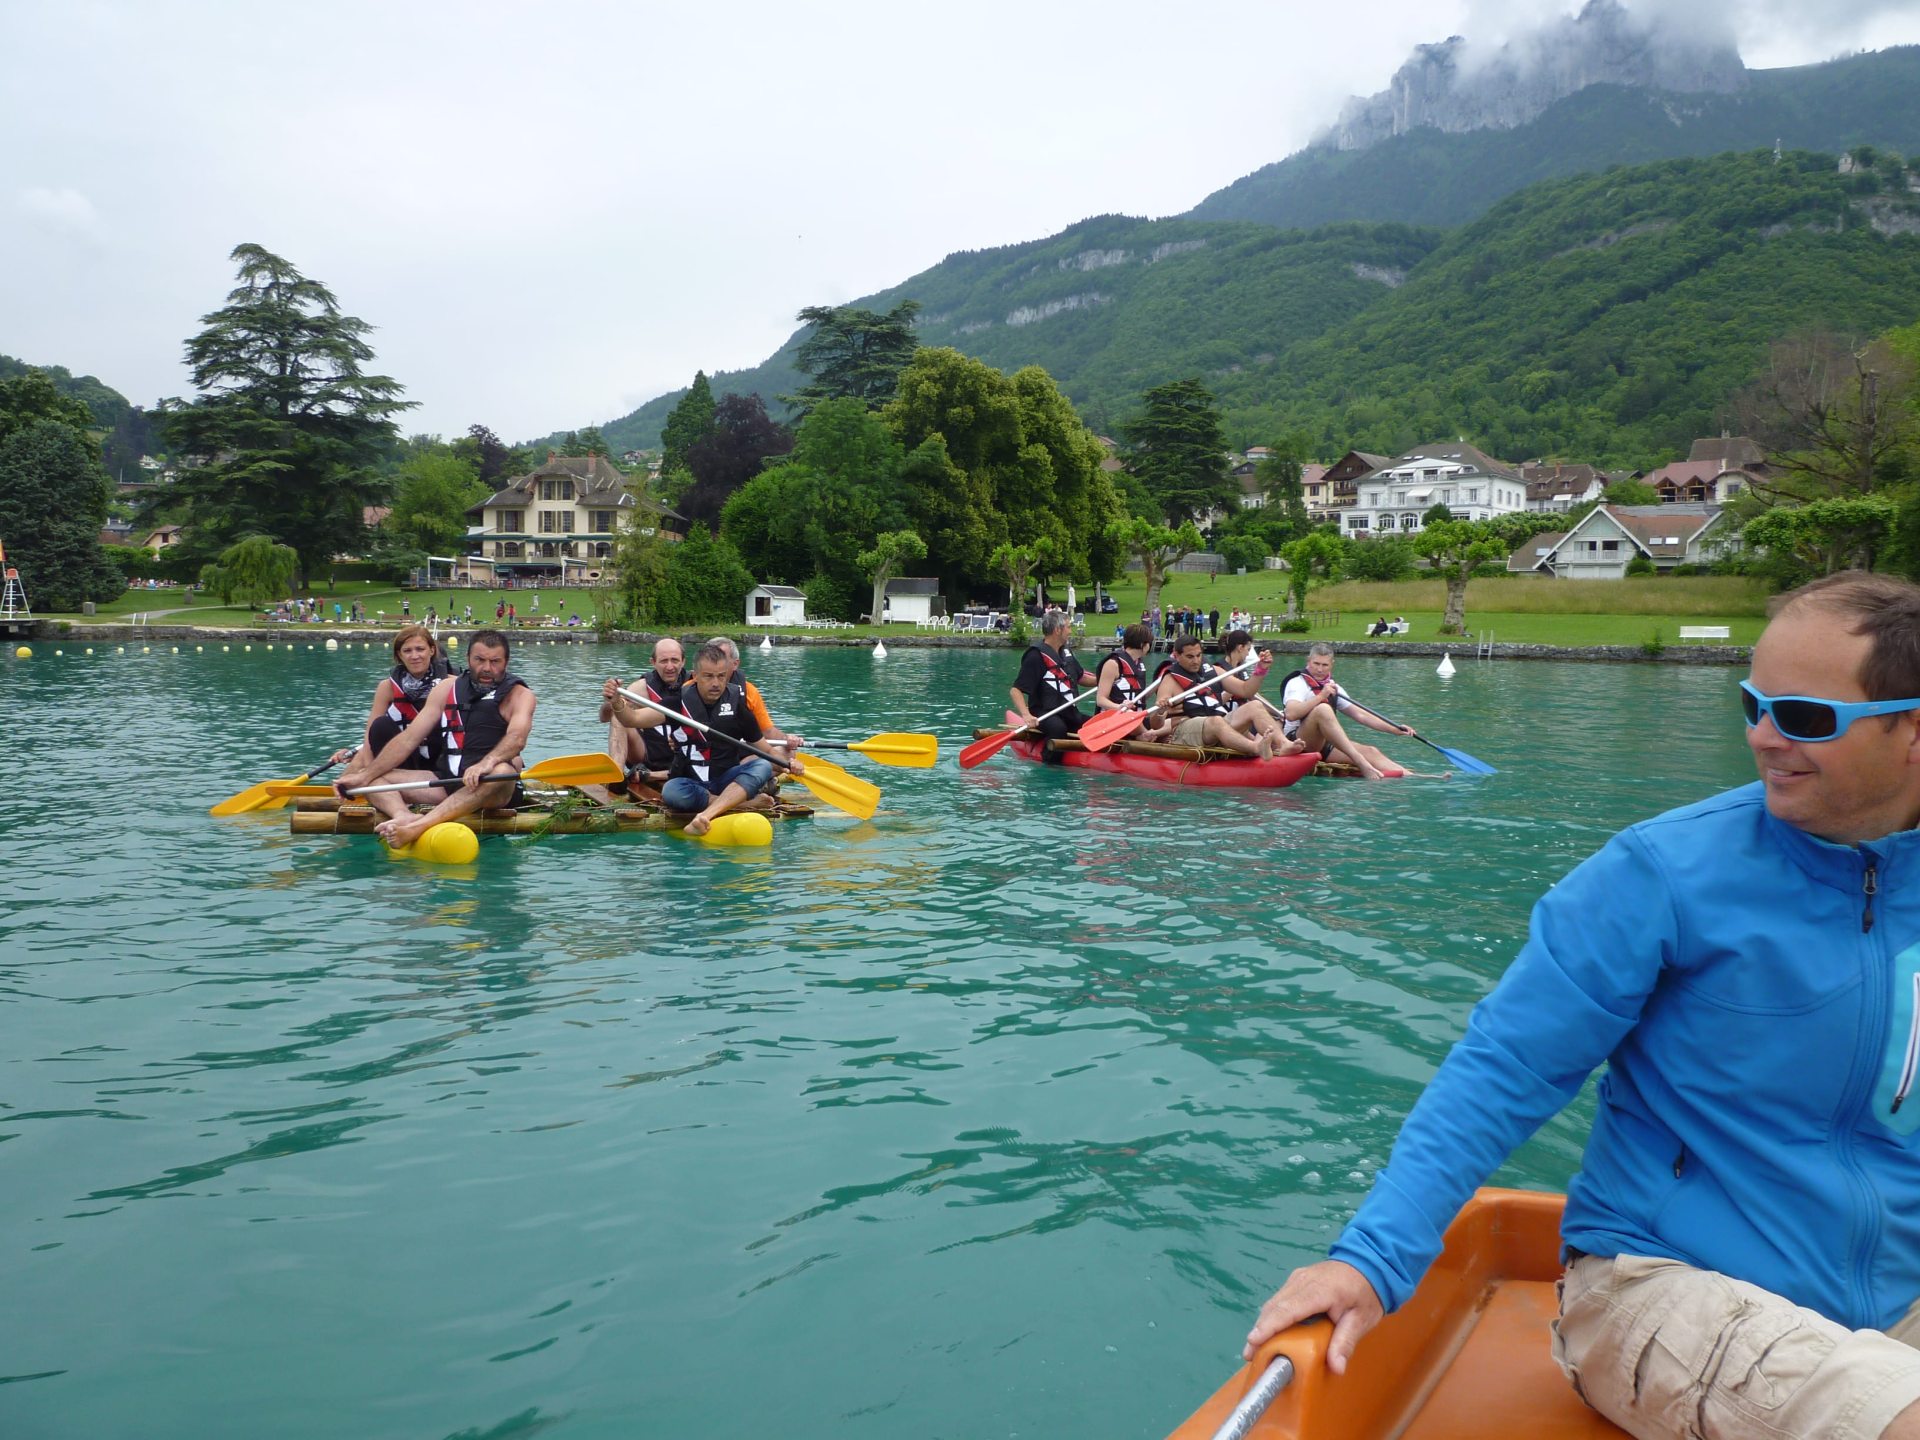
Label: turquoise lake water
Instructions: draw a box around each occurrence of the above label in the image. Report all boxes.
[0,639,1759,1439]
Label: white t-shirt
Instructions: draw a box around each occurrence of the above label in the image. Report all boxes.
[1280,672,1355,737]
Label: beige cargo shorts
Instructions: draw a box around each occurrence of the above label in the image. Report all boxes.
[1552,1252,1920,1439]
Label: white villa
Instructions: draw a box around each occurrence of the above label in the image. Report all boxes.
[882,577,945,624]
[1342,443,1528,538]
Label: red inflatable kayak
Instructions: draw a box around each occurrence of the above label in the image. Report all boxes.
[982,715,1322,788]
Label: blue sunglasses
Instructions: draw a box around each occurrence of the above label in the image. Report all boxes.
[1739,681,1920,742]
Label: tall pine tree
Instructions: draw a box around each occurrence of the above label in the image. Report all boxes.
[147,244,413,584]
[1122,379,1234,526]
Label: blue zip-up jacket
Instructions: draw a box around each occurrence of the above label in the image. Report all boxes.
[1330,781,1920,1331]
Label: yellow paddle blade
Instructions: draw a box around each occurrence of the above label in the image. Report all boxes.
[262,783,339,799]
[843,732,938,768]
[210,779,298,815]
[788,754,880,820]
[519,753,627,786]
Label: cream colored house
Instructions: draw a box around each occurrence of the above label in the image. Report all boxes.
[464,453,685,583]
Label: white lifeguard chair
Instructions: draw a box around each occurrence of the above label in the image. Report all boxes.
[0,539,31,634]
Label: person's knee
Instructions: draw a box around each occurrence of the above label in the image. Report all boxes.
[735,759,775,798]
[660,778,707,812]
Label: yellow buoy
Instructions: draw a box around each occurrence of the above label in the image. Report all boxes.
[446,635,459,648]
[420,822,480,864]
[244,644,252,652]
[170,646,178,654]
[222,644,230,652]
[13,645,30,658]
[196,645,203,652]
[54,648,63,655]
[681,812,774,847]
[141,645,150,654]
[84,647,94,655]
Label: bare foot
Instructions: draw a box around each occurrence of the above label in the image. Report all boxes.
[1256,733,1275,760]
[1278,737,1308,756]
[684,812,715,837]
[376,816,431,849]
[1360,763,1386,781]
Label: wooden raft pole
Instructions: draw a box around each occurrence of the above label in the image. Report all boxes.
[966,726,1365,778]
[291,794,814,835]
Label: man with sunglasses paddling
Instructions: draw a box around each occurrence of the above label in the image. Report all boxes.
[1245,573,1920,1439]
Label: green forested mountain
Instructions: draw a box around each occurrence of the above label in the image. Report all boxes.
[596,216,1438,454]
[1219,149,1920,464]
[1185,47,1920,230]
[594,147,1920,468]
[0,354,161,479]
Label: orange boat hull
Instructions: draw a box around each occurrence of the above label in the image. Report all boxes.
[1166,1189,1627,1439]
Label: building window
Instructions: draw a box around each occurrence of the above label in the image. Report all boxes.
[498,541,522,559]
[590,510,615,533]
[540,480,575,501]
[496,509,523,532]
[1602,540,1619,552]
[1348,515,1368,530]
[540,510,576,534]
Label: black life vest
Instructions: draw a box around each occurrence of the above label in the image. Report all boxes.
[1100,648,1146,707]
[672,678,759,784]
[1022,644,1083,713]
[1161,661,1228,716]
[442,670,526,777]
[634,667,686,768]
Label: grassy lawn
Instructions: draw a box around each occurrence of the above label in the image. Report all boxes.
[41,574,1763,649]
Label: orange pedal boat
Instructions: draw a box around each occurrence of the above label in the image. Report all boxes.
[1166,1189,1626,1439]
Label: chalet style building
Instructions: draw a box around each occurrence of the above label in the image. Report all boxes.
[1643,436,1769,505]
[1343,443,1527,538]
[1510,503,1731,578]
[1520,462,1609,513]
[1307,450,1388,524]
[465,453,686,583]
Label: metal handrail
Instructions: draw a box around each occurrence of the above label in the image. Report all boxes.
[1206,1355,1295,1440]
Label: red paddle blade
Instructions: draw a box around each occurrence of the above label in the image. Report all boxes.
[1078,706,1146,753]
[959,726,1020,769]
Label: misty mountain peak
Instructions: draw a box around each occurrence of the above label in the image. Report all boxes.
[1327,0,1746,151]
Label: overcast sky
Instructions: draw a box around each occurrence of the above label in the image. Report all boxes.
[5,0,1918,445]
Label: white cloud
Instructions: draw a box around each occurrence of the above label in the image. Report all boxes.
[15,186,99,233]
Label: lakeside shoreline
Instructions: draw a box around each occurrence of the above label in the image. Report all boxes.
[29,618,1752,665]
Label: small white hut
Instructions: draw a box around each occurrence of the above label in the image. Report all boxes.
[883,577,944,624]
[746,584,807,626]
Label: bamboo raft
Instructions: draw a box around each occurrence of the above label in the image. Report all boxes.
[290,789,815,836]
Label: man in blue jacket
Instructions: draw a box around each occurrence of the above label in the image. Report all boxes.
[1245,572,1920,1439]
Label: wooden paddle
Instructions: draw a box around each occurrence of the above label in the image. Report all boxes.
[768,732,937,768]
[210,746,358,815]
[1077,656,1260,753]
[958,686,1095,769]
[263,752,626,798]
[617,686,880,820]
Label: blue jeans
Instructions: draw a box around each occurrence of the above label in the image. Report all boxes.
[661,759,775,813]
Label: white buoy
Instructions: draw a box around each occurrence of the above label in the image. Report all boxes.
[759,635,773,651]
[1437,652,1456,677]
[325,638,338,651]
[872,640,887,659]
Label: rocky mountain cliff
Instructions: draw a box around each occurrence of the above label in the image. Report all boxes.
[1326,0,1746,151]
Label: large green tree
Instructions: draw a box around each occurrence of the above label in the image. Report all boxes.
[885,348,1124,597]
[1415,520,1509,634]
[859,529,928,624]
[1122,379,1234,525]
[784,300,922,417]
[385,451,486,555]
[653,522,754,626]
[1733,333,1919,499]
[660,370,716,484]
[0,417,120,610]
[148,244,412,585]
[1107,516,1204,617]
[720,398,910,614]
